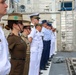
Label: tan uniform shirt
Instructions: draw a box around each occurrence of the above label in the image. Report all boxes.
[7,33,27,75]
[21,33,30,54]
[21,33,30,75]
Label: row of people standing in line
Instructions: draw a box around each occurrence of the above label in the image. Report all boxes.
[0,13,56,75]
[26,13,57,75]
[28,13,43,75]
[21,14,54,75]
[0,1,57,75]
[40,20,56,71]
[1,13,43,75]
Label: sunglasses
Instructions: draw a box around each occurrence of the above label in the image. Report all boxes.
[16,21,23,25]
[23,26,31,30]
[26,27,31,30]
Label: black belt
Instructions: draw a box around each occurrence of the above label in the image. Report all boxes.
[11,58,25,60]
[43,40,51,42]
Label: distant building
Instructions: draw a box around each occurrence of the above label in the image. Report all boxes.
[4,0,76,52]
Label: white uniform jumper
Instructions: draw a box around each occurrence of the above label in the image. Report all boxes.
[0,26,11,75]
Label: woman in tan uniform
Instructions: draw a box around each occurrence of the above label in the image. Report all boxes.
[4,13,27,75]
[21,22,31,75]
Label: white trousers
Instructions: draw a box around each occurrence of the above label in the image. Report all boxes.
[37,47,43,72]
[50,40,55,57]
[0,27,11,75]
[0,61,11,75]
[28,47,39,75]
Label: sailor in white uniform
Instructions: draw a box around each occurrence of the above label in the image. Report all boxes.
[35,23,43,75]
[50,27,56,58]
[0,0,11,74]
[28,13,40,75]
[0,24,11,75]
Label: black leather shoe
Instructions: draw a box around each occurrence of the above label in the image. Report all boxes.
[39,71,43,74]
[48,59,51,61]
[45,66,49,68]
[43,68,47,70]
[51,54,54,58]
[46,63,50,66]
[41,67,47,70]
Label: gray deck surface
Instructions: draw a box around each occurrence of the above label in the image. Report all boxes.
[49,51,76,75]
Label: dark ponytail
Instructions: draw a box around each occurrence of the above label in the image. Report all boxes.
[5,20,19,30]
[5,25,10,30]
